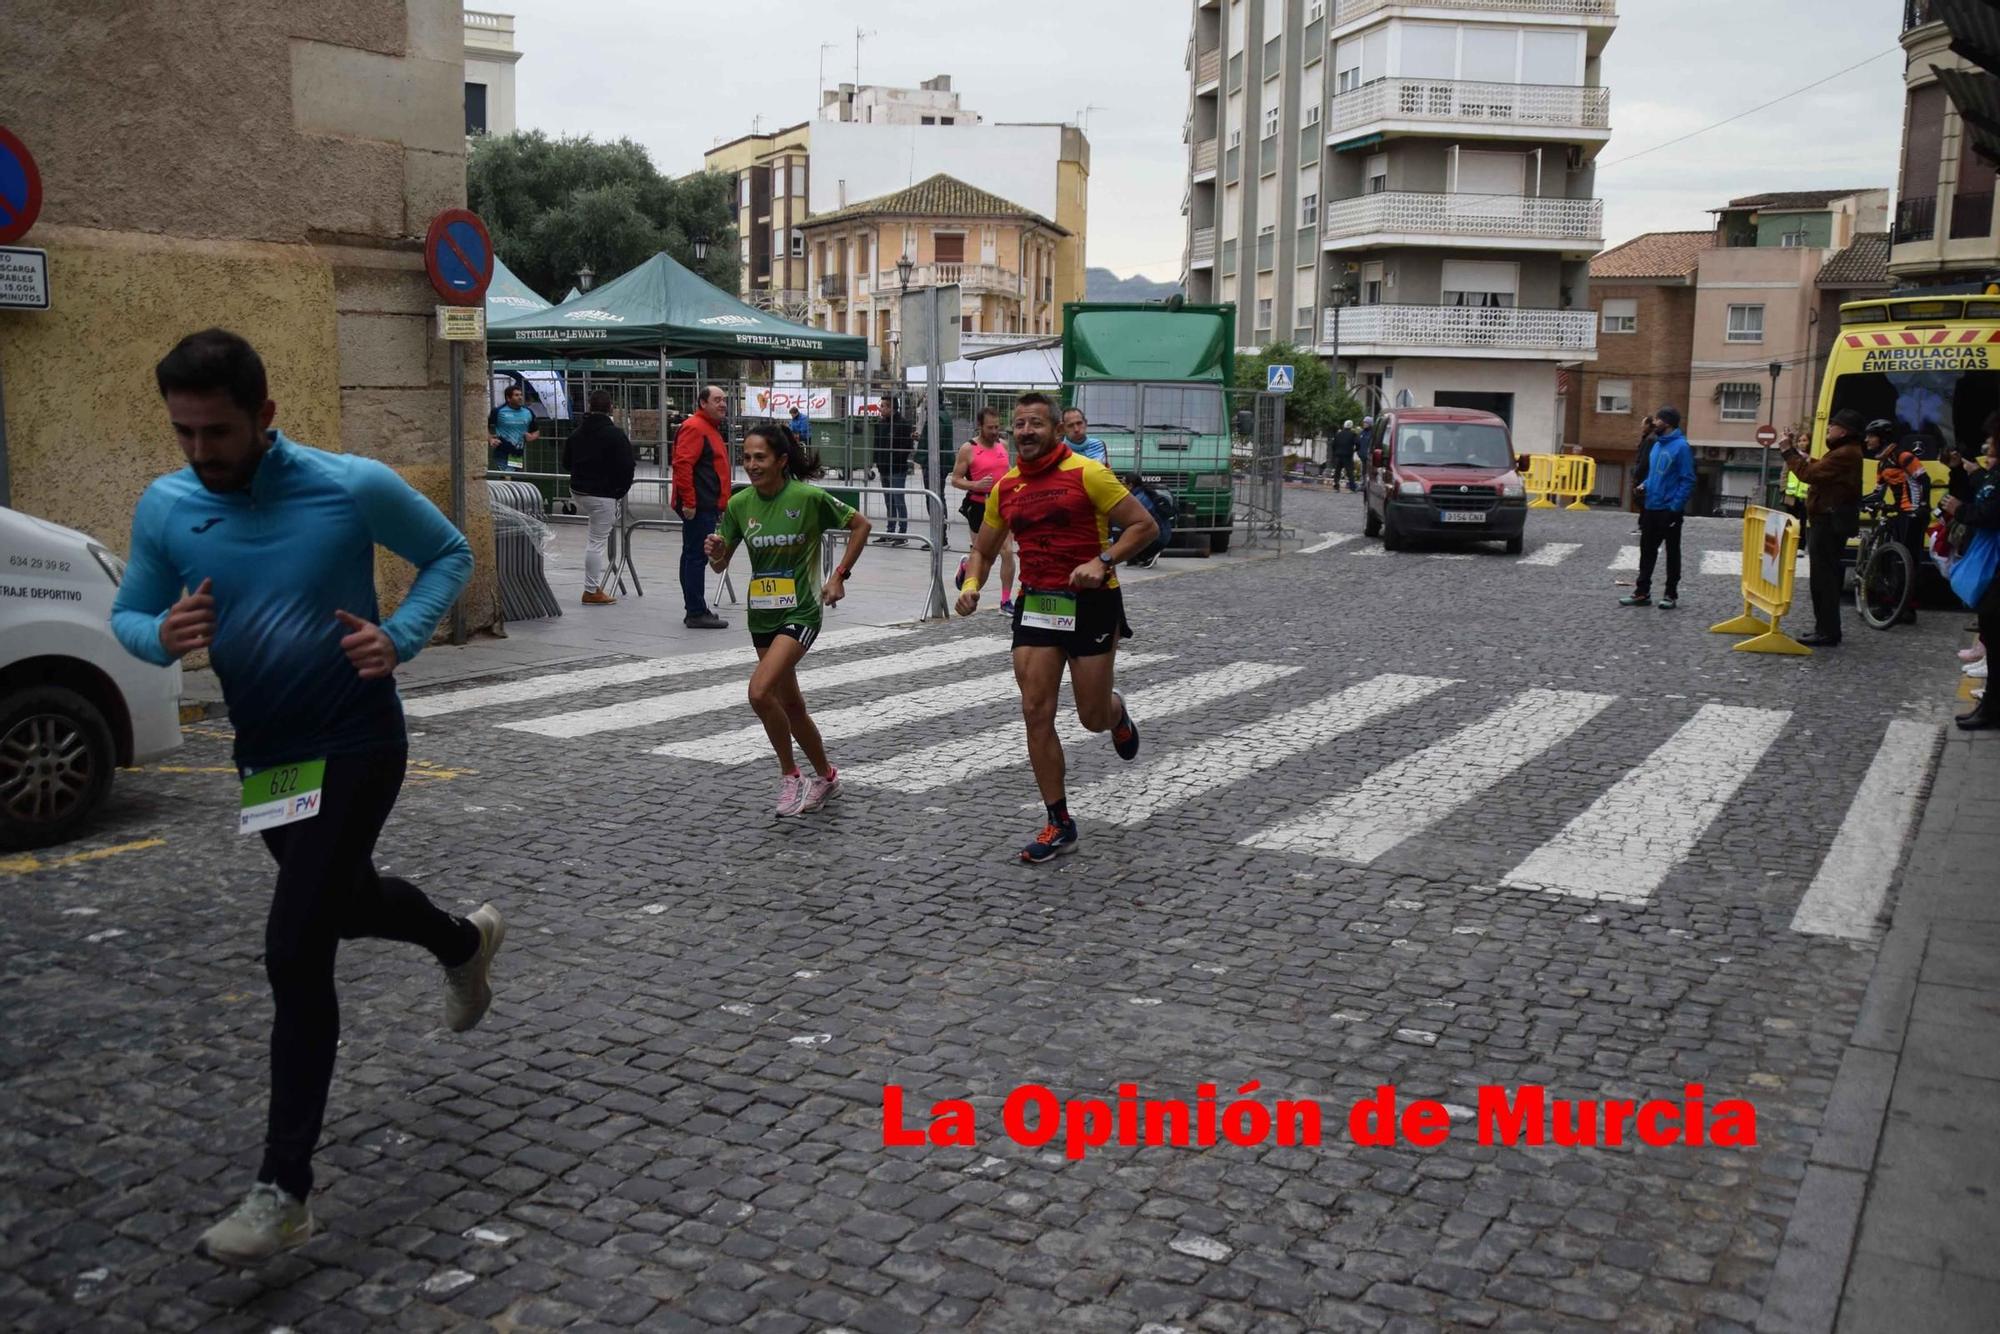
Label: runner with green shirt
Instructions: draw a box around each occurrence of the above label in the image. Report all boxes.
[705,422,872,816]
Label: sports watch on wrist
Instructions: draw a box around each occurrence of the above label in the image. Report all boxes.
[1097,551,1117,569]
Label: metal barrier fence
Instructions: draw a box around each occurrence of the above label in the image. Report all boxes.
[1521,454,1596,510]
[485,376,1289,558]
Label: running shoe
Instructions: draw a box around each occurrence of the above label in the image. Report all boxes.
[999,598,1016,615]
[444,903,506,1033]
[1021,819,1079,864]
[195,1183,314,1266]
[1111,692,1140,761]
[1968,659,1990,679]
[1959,645,1986,663]
[1657,597,1678,611]
[775,772,808,817]
[1618,594,1651,607]
[800,768,842,812]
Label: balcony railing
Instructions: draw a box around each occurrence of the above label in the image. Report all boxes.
[1895,195,1938,244]
[1194,138,1218,173]
[1197,47,1222,86]
[1335,0,1614,22]
[1191,227,1217,265]
[1323,191,1603,244]
[1324,303,1598,354]
[819,274,847,299]
[1329,78,1610,135]
[876,262,1025,295]
[1951,192,1993,240]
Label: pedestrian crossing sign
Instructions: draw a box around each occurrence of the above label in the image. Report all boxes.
[1267,364,1295,394]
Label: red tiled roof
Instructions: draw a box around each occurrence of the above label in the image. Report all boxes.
[1589,231,1711,280]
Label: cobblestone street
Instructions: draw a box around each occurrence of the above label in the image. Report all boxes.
[0,503,1970,1333]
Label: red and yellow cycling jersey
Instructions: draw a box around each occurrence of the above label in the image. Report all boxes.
[982,443,1130,590]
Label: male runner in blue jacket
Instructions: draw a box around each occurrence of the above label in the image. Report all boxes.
[111,328,504,1265]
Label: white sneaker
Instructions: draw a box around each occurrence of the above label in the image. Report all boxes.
[1968,659,1990,679]
[195,1183,314,1265]
[444,904,505,1033]
[800,769,841,812]
[775,772,808,817]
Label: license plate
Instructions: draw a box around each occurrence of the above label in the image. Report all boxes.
[1440,510,1488,524]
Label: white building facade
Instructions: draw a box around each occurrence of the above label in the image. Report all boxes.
[1183,0,1613,448]
[463,8,520,137]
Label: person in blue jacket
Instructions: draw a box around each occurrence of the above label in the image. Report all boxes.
[110,329,506,1266]
[1620,405,1696,609]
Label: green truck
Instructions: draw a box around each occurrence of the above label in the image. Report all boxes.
[1061,301,1238,553]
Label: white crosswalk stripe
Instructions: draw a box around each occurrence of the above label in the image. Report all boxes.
[1518,542,1579,566]
[1072,674,1457,827]
[1500,703,1790,903]
[1608,546,1799,577]
[842,662,1304,794]
[405,624,912,717]
[499,637,1003,739]
[1791,720,1943,939]
[1299,533,1357,555]
[654,653,1176,765]
[1351,544,1387,558]
[1243,688,1615,861]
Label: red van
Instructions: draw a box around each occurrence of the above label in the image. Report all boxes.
[1362,407,1528,553]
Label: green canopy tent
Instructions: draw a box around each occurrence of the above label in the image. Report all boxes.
[485,256,553,321]
[488,252,867,476]
[486,250,867,361]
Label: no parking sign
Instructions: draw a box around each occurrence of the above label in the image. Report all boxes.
[424,208,494,306]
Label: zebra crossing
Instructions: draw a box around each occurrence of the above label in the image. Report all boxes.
[406,633,1942,940]
[1295,531,1800,576]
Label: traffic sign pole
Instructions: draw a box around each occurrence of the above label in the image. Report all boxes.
[423,208,494,643]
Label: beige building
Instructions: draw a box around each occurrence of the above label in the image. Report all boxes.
[821,74,980,127]
[702,122,814,321]
[1890,0,2000,289]
[800,175,1068,375]
[1,0,500,632]
[463,9,521,137]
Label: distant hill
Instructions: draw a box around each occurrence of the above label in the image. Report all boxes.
[1085,267,1183,303]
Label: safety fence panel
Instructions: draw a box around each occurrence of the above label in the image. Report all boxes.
[1708,505,1809,655]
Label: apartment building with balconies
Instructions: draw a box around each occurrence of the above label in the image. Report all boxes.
[1889,0,2000,290]
[800,175,1067,375]
[1182,0,1613,450]
[704,122,814,322]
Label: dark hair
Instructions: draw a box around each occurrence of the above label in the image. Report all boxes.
[587,389,612,413]
[155,328,268,415]
[1014,391,1058,419]
[1653,405,1681,429]
[505,383,526,399]
[1061,405,1087,421]
[977,405,1001,425]
[745,420,824,482]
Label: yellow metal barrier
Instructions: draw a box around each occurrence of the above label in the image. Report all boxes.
[1523,454,1560,508]
[1708,505,1809,655]
[1553,456,1596,510]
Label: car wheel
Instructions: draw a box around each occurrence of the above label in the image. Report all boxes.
[0,686,118,852]
[1382,514,1404,551]
[1504,535,1524,555]
[1209,530,1233,555]
[1364,506,1381,538]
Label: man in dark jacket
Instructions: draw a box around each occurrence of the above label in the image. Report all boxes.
[1330,421,1360,491]
[1630,414,1656,523]
[1942,424,2000,729]
[874,397,912,545]
[1779,407,1866,647]
[564,389,638,606]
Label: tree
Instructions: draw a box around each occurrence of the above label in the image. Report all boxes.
[1234,343,1363,441]
[467,131,738,300]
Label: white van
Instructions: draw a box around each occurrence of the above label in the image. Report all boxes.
[1,506,182,850]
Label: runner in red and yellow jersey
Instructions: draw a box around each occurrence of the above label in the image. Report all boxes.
[956,391,1160,863]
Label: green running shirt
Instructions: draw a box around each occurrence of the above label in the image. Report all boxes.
[717,479,857,634]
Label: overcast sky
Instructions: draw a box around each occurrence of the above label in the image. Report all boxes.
[505,0,1906,281]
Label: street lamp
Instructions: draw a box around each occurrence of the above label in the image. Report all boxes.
[1759,359,1784,505]
[896,253,914,292]
[576,264,594,292]
[692,233,710,263]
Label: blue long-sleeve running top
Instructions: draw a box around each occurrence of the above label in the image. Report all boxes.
[112,431,473,770]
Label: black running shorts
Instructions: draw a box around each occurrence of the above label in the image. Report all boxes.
[1009,585,1133,659]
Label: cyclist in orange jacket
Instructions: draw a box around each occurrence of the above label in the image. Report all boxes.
[1866,418,1930,626]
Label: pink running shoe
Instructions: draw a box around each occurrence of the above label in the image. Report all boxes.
[775,771,808,817]
[800,768,842,812]
[1959,645,1986,663]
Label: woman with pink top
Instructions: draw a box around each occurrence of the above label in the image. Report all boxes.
[951,405,1017,611]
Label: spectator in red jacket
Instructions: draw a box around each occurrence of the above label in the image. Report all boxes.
[673,385,732,629]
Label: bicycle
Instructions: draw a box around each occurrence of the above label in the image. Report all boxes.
[1854,498,1916,630]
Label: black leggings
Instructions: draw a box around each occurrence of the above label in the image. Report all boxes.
[257,748,475,1199]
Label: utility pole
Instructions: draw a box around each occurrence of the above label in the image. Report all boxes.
[819,42,838,115]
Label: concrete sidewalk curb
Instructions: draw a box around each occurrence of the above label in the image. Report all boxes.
[1758,728,1990,1334]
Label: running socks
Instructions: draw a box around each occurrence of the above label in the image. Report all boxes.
[1047,799,1070,826]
